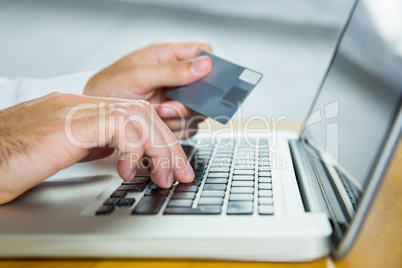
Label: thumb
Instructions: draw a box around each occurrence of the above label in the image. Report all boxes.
[140,55,212,88]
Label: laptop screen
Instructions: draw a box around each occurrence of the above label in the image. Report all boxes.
[302,0,401,194]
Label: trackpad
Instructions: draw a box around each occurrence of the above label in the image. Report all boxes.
[43,154,117,182]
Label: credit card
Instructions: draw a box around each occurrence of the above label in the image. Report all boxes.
[167,51,263,124]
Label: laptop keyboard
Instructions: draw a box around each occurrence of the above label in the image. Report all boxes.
[96,138,274,216]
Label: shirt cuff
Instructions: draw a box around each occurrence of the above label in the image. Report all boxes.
[0,70,97,109]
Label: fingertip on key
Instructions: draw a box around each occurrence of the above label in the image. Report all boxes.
[185,164,195,181]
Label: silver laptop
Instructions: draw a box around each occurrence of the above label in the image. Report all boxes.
[0,0,401,261]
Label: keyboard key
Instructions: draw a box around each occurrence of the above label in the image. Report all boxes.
[197,151,211,156]
[149,184,160,189]
[237,148,255,153]
[122,176,150,185]
[194,176,204,182]
[210,153,231,159]
[192,172,203,178]
[201,190,225,198]
[103,197,120,206]
[208,172,229,178]
[230,187,254,194]
[205,178,227,184]
[229,194,254,201]
[193,165,206,172]
[167,199,193,207]
[259,163,270,168]
[259,172,271,177]
[193,170,205,176]
[171,192,196,199]
[131,196,165,215]
[195,154,212,159]
[175,185,199,192]
[259,183,272,190]
[259,205,274,215]
[198,197,224,206]
[232,175,254,181]
[145,188,170,196]
[164,206,221,215]
[194,156,210,162]
[196,147,212,152]
[234,165,255,170]
[194,154,211,159]
[195,151,211,156]
[118,198,136,207]
[181,144,194,155]
[179,181,201,186]
[203,184,226,191]
[110,190,127,198]
[259,197,274,205]
[210,162,231,168]
[259,164,270,169]
[194,170,204,176]
[232,181,254,187]
[259,190,273,197]
[258,177,272,183]
[209,167,231,173]
[193,164,206,171]
[96,205,114,215]
[117,184,145,192]
[227,201,253,215]
[234,170,254,175]
[234,160,254,165]
[195,152,212,157]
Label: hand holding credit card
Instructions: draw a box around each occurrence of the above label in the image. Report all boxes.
[167,51,263,124]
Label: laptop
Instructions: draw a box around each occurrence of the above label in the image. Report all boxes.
[0,0,401,261]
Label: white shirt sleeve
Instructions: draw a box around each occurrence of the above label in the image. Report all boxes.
[0,71,97,110]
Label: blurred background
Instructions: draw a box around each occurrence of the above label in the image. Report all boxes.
[0,0,361,121]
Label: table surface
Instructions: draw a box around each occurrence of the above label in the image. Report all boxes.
[1,121,401,268]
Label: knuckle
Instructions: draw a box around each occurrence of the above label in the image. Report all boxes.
[198,42,213,52]
[145,43,158,49]
[153,42,168,48]
[109,108,129,118]
[169,62,190,84]
[179,61,192,75]
[47,91,63,98]
[45,91,65,103]
[131,100,153,115]
[48,92,84,106]
[138,100,152,109]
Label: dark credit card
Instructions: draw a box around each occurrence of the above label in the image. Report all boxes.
[167,51,263,124]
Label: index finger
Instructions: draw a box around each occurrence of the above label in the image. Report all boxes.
[148,42,213,63]
[165,42,213,61]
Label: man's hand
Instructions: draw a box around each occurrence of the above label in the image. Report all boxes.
[0,93,194,205]
[84,42,213,139]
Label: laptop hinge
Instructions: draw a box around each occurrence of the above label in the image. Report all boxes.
[289,139,329,213]
[289,139,348,245]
